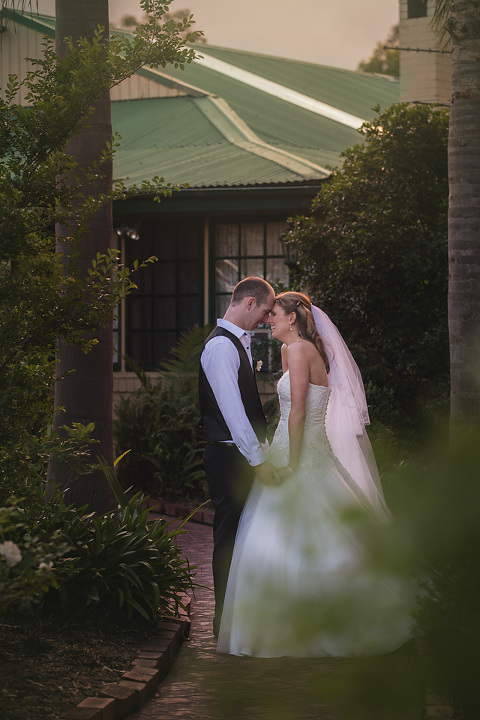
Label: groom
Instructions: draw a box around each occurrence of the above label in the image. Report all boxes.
[199,277,279,637]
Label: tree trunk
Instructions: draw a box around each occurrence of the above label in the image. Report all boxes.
[448,0,480,425]
[50,0,115,512]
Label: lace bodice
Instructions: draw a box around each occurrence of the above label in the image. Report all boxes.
[268,371,332,469]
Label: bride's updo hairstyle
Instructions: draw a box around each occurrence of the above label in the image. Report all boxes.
[275,292,330,373]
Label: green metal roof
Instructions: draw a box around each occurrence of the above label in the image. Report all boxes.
[112,95,330,188]
[155,47,399,170]
[4,10,400,190]
[0,8,55,36]
[194,46,399,122]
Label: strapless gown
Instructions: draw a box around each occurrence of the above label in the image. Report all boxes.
[217,371,412,657]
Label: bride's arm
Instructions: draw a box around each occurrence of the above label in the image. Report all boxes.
[285,343,309,473]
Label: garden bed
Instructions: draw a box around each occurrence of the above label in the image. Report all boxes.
[0,617,157,720]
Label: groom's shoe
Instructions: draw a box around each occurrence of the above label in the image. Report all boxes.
[213,617,219,639]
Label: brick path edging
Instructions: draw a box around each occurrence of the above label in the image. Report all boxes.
[60,500,212,720]
[61,596,192,720]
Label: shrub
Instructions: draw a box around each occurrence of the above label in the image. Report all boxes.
[0,499,69,618]
[0,443,195,623]
[287,103,449,429]
[115,326,212,502]
[41,492,194,622]
[0,482,194,623]
[408,430,480,718]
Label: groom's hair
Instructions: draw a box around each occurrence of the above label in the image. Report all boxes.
[231,277,273,306]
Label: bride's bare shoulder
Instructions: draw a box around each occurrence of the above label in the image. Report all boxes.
[287,339,316,356]
[285,340,312,368]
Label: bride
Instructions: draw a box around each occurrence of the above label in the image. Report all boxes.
[217,292,412,658]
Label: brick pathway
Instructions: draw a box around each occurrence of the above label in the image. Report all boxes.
[129,515,426,720]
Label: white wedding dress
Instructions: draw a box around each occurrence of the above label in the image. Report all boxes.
[217,371,412,657]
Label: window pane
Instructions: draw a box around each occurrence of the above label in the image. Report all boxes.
[128,331,152,366]
[178,260,199,294]
[266,258,289,286]
[178,226,199,260]
[154,261,176,294]
[407,0,427,18]
[154,331,177,362]
[241,223,264,256]
[132,263,152,294]
[128,297,152,330]
[178,296,200,328]
[266,221,288,255]
[113,310,120,367]
[241,258,264,278]
[153,296,176,330]
[124,218,203,367]
[215,294,230,318]
[216,258,238,293]
[216,224,239,256]
[154,226,176,260]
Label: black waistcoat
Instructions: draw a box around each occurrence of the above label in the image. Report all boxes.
[199,326,267,444]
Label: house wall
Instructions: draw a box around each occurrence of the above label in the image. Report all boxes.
[0,22,185,103]
[112,372,277,410]
[399,0,451,104]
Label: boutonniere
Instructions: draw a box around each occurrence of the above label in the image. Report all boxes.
[255,360,263,372]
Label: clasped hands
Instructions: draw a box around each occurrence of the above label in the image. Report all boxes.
[255,461,295,486]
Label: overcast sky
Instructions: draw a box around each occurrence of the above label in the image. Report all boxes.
[35,0,399,71]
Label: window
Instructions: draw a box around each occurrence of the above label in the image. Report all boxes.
[214,221,289,317]
[125,219,202,368]
[407,0,427,19]
[214,220,289,372]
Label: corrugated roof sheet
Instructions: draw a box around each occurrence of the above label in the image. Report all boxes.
[5,11,400,189]
[195,46,399,121]
[112,96,330,188]
[156,47,399,170]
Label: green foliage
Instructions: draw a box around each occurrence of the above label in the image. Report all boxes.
[0,421,100,510]
[114,326,212,502]
[287,103,449,429]
[357,25,399,77]
[0,437,194,623]
[41,492,193,622]
[0,499,67,618]
[408,429,480,718]
[0,1,202,625]
[120,5,207,44]
[0,0,202,487]
[0,483,193,623]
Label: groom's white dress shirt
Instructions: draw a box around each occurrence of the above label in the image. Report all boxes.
[201,318,266,467]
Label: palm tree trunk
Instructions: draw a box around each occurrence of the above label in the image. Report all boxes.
[50,0,115,512]
[447,0,480,424]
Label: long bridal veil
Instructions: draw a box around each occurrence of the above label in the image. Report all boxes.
[311,305,390,520]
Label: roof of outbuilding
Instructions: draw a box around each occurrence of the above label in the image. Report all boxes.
[2,9,400,189]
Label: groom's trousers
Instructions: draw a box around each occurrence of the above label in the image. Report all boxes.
[204,442,255,637]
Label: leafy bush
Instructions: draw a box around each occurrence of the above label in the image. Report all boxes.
[42,493,194,622]
[287,103,449,430]
[115,326,212,502]
[0,8,202,507]
[0,500,67,618]
[406,430,480,718]
[1,473,194,623]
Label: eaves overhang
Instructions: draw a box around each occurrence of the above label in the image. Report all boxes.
[113,183,326,216]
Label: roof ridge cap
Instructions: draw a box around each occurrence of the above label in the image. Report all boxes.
[195,96,329,180]
[194,49,366,130]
